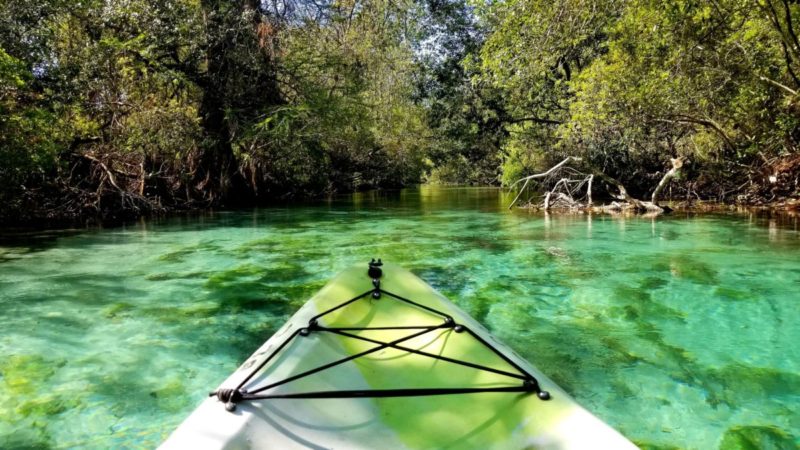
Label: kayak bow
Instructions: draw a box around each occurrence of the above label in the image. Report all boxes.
[160,260,636,449]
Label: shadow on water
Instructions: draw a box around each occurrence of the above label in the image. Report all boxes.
[0,228,94,260]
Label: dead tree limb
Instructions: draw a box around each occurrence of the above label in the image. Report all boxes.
[508,156,582,209]
[586,174,593,206]
[543,178,570,211]
[651,157,685,205]
[759,75,798,96]
[587,170,644,207]
[508,155,667,213]
[587,169,664,212]
[82,153,162,213]
[509,156,583,189]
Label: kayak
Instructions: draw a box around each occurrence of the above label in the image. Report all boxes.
[160,261,636,449]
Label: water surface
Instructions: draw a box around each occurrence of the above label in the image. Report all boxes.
[1,187,799,449]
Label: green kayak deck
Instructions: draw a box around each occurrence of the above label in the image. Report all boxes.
[160,262,636,449]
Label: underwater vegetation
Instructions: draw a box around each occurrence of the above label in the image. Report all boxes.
[0,355,72,448]
[718,425,796,450]
[1,190,799,448]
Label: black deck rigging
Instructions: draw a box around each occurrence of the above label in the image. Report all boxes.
[210,259,550,411]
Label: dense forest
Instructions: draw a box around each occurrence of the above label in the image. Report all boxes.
[1,0,799,224]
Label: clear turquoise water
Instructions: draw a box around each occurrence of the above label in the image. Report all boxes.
[1,187,798,449]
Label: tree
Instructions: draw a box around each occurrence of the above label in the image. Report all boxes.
[472,0,623,186]
[416,0,507,184]
[475,0,800,202]
[0,0,435,223]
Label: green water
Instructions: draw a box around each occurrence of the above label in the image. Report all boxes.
[1,187,798,449]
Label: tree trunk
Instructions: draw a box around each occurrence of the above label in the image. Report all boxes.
[195,81,236,204]
[651,157,685,206]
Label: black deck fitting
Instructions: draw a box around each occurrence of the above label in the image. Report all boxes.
[368,258,383,279]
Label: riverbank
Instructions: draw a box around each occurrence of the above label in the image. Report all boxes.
[2,186,800,231]
[518,199,800,215]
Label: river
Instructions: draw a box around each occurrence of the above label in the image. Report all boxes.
[1,186,798,449]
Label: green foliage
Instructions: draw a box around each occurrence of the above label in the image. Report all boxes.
[470,0,624,187]
[498,136,546,187]
[239,0,430,194]
[0,47,66,197]
[2,0,800,221]
[474,0,800,199]
[121,102,202,159]
[0,0,439,221]
[417,0,506,185]
[562,0,789,184]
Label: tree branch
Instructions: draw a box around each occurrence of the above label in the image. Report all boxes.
[507,157,581,208]
[504,116,563,126]
[507,156,664,212]
[651,157,685,205]
[83,154,124,193]
[759,75,798,96]
[654,115,736,150]
[508,156,582,189]
[780,41,800,88]
[781,0,800,60]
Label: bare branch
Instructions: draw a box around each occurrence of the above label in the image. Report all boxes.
[586,174,593,206]
[651,157,685,205]
[504,116,563,126]
[83,154,124,193]
[508,156,582,209]
[507,155,663,213]
[759,75,798,96]
[508,156,582,189]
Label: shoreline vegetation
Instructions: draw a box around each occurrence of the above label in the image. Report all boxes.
[2,186,798,234]
[2,1,799,228]
[507,155,800,214]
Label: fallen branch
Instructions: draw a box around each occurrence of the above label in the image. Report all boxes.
[543,190,552,210]
[508,155,670,213]
[584,169,661,212]
[509,156,583,189]
[508,156,582,209]
[543,178,571,211]
[759,75,798,96]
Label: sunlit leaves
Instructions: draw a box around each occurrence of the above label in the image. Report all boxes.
[472,0,800,197]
